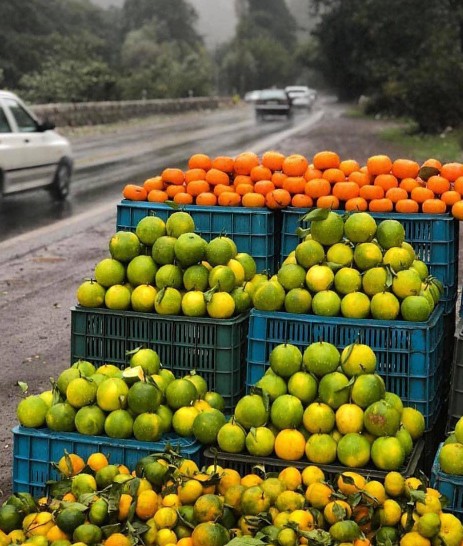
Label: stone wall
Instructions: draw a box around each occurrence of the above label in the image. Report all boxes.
[31,96,232,128]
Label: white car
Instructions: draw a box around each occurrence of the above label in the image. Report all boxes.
[285,86,317,108]
[244,90,261,103]
[0,90,73,200]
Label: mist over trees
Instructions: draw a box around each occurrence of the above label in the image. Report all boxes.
[0,0,462,133]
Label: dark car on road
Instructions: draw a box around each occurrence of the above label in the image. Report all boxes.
[255,88,292,120]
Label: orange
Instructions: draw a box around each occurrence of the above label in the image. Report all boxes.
[122,183,147,201]
[166,184,186,198]
[185,167,207,183]
[339,159,361,176]
[313,150,340,170]
[283,176,306,194]
[265,188,291,209]
[368,197,393,212]
[161,167,185,185]
[187,179,210,196]
[451,200,463,220]
[441,190,461,206]
[349,170,371,187]
[359,184,384,200]
[305,177,331,198]
[385,187,408,203]
[399,176,421,193]
[304,166,323,181]
[233,151,259,175]
[242,192,266,207]
[395,198,419,213]
[206,169,230,186]
[274,429,306,460]
[316,194,339,209]
[422,198,447,214]
[411,186,434,203]
[188,153,212,171]
[282,154,309,176]
[250,164,272,182]
[195,192,217,206]
[374,173,398,192]
[440,162,463,181]
[211,155,235,173]
[218,191,241,206]
[148,189,169,202]
[332,181,359,201]
[426,175,450,195]
[291,193,313,208]
[345,196,368,211]
[254,179,275,195]
[391,158,420,179]
[366,154,392,175]
[143,175,164,192]
[174,192,194,204]
[262,150,286,171]
[322,167,346,183]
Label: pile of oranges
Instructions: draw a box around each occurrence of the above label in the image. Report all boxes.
[122,150,463,219]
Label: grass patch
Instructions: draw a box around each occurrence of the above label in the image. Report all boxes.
[380,126,463,164]
[344,104,463,162]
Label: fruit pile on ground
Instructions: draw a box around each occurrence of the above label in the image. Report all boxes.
[251,209,443,321]
[76,211,257,319]
[16,349,227,444]
[1,447,462,546]
[121,150,463,220]
[438,415,463,476]
[208,341,425,472]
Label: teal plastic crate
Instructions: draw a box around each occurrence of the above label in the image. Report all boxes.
[246,305,445,430]
[12,426,203,497]
[116,200,279,274]
[70,306,249,412]
[203,440,424,482]
[280,208,459,314]
[431,443,463,517]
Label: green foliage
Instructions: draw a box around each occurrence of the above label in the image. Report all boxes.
[216,0,300,95]
[313,0,463,133]
[2,0,212,103]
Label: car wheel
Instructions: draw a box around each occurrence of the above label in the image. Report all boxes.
[50,159,72,200]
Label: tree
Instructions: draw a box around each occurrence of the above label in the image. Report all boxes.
[122,0,202,47]
[312,0,463,132]
[217,0,300,95]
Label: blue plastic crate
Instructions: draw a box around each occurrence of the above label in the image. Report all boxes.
[12,426,203,497]
[280,208,459,314]
[431,443,463,517]
[246,305,445,430]
[70,306,249,413]
[116,200,278,274]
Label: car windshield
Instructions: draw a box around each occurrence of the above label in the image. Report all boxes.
[260,90,287,100]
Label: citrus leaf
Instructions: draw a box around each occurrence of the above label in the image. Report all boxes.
[122,366,145,381]
[17,381,28,394]
[165,200,180,210]
[301,207,330,222]
[225,536,266,545]
[296,226,311,239]
[418,165,440,181]
[125,346,143,356]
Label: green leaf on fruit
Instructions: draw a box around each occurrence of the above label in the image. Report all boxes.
[418,165,440,181]
[301,207,330,222]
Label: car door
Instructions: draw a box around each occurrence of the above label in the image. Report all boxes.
[0,96,57,194]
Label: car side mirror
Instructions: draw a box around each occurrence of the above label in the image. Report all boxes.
[38,119,56,132]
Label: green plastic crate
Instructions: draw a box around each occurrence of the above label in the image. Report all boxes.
[70,306,249,412]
